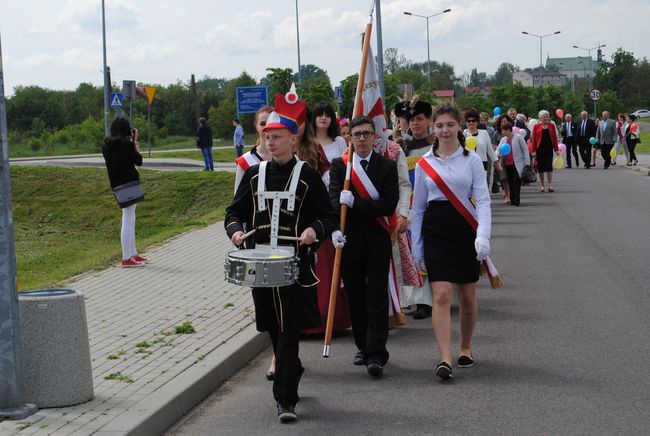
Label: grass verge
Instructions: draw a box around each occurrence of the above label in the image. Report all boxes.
[10,166,234,290]
[145,147,240,162]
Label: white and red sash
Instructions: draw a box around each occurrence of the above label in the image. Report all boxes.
[341,153,397,235]
[341,152,401,316]
[417,155,502,288]
[235,151,261,171]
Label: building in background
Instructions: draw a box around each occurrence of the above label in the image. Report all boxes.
[513,67,567,87]
[433,89,455,103]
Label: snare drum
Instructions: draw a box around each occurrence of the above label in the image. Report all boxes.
[224,248,298,287]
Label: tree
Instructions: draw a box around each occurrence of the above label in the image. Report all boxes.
[487,63,518,87]
[383,48,411,75]
[294,64,329,83]
[298,77,335,109]
[469,68,488,88]
[339,74,358,118]
[265,68,294,98]
[594,48,636,97]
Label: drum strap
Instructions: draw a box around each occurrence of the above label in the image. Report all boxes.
[257,157,305,249]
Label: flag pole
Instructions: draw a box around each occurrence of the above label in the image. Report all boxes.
[323,11,374,358]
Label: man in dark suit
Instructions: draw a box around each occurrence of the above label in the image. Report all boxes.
[596,110,617,169]
[561,113,579,168]
[329,116,399,378]
[575,111,597,168]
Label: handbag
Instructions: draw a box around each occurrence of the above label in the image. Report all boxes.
[491,170,500,193]
[112,180,144,208]
[522,164,536,184]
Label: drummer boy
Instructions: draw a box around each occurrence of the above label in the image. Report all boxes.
[225,86,338,423]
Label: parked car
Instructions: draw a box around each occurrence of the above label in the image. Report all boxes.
[630,109,650,118]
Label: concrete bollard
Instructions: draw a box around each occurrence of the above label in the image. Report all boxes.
[18,289,94,408]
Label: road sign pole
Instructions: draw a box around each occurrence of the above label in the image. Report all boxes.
[147,103,151,158]
[0,32,38,421]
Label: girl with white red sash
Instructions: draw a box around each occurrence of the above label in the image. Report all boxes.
[411,104,492,380]
[233,105,273,193]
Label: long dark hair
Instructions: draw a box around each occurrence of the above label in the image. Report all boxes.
[311,102,340,140]
[431,104,469,157]
[296,107,320,170]
[109,117,132,140]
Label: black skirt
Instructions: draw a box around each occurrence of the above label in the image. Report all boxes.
[423,201,480,284]
[537,128,554,173]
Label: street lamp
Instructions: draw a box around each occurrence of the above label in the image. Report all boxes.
[404,8,451,84]
[572,44,606,90]
[101,0,109,138]
[521,30,561,87]
[295,0,302,84]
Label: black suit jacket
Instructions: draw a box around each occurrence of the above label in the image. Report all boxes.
[329,152,399,261]
[561,121,578,141]
[575,118,596,145]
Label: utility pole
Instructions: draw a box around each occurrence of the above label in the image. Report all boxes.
[101,0,110,138]
[0,32,38,421]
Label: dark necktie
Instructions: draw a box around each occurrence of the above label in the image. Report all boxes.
[581,120,586,136]
[360,159,368,172]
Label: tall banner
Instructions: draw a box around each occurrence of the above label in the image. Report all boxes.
[360,44,388,156]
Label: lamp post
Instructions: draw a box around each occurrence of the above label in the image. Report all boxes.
[521,30,561,87]
[101,0,109,138]
[572,44,606,90]
[295,0,302,83]
[403,8,451,85]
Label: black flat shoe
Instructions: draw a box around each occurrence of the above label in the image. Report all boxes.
[366,360,384,377]
[457,355,474,368]
[266,371,275,381]
[435,362,453,380]
[412,304,432,319]
[277,402,297,423]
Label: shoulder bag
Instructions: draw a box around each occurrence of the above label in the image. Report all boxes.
[112,180,144,208]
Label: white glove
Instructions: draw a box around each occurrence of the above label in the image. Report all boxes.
[474,236,490,261]
[340,190,354,208]
[413,257,426,273]
[331,230,346,249]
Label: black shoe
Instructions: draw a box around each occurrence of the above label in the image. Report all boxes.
[266,371,275,381]
[353,350,365,366]
[457,355,474,368]
[412,304,432,319]
[277,402,297,423]
[435,362,453,380]
[366,360,384,377]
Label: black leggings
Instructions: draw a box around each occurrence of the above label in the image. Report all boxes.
[627,138,638,162]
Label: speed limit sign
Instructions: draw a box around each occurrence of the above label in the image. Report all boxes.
[590,89,602,102]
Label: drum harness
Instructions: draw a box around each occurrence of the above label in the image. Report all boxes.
[257,158,305,330]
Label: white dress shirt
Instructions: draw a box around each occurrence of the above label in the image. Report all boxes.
[411,147,492,260]
[464,129,496,163]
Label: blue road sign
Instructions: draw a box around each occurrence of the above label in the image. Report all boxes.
[335,86,343,105]
[236,86,268,116]
[110,92,123,108]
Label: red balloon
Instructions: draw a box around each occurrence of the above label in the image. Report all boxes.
[556,108,564,119]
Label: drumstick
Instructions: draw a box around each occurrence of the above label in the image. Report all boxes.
[277,235,319,243]
[241,229,256,241]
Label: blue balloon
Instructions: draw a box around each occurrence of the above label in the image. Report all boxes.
[493,107,501,116]
[498,143,512,156]
[589,136,597,145]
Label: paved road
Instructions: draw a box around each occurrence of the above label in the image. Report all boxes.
[168,165,650,435]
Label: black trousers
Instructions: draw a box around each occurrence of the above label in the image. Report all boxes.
[268,326,302,406]
[600,142,614,168]
[578,142,592,167]
[341,254,390,365]
[505,165,521,206]
[564,137,579,167]
[628,138,638,162]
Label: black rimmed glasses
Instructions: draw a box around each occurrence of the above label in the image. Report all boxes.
[351,130,374,139]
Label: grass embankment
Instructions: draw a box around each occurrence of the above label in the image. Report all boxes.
[11,167,234,290]
[145,147,239,162]
[636,131,650,153]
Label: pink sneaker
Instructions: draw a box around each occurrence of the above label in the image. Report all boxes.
[121,259,144,268]
[132,255,149,263]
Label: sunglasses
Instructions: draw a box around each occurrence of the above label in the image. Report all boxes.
[466,119,477,123]
[351,131,374,138]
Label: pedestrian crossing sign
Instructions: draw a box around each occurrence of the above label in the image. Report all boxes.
[110,92,123,108]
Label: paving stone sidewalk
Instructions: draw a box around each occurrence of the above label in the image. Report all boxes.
[0,221,259,435]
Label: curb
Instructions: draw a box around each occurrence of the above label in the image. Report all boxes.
[98,323,270,435]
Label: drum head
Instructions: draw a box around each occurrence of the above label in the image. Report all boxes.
[229,248,293,260]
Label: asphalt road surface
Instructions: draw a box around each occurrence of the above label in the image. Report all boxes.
[168,165,650,435]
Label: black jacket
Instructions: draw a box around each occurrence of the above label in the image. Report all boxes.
[575,118,596,145]
[102,137,142,189]
[196,124,213,148]
[561,120,578,140]
[329,152,399,260]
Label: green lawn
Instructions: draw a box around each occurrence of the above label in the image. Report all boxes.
[637,131,650,153]
[145,147,240,162]
[10,167,234,290]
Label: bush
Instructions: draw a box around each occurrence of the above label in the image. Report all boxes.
[158,126,168,139]
[28,137,43,152]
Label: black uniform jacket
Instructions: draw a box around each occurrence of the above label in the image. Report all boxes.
[225,156,336,332]
[329,152,399,261]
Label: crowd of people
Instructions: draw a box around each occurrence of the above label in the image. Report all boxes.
[101,85,641,423]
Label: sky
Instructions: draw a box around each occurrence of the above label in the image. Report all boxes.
[1,0,649,95]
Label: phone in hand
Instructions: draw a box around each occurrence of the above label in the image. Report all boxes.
[131,128,137,143]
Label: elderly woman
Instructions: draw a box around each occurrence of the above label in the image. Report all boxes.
[529,110,560,192]
[498,122,530,206]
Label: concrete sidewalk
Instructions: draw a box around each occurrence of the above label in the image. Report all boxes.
[0,222,268,435]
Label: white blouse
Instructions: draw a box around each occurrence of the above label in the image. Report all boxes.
[322,136,347,163]
[464,129,496,164]
[411,147,492,260]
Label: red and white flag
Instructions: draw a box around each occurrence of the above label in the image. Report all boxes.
[359,44,388,156]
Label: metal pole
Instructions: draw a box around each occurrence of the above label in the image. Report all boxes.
[147,103,151,158]
[539,36,543,87]
[101,0,109,138]
[0,33,38,420]
[375,0,385,102]
[295,0,302,83]
[426,17,431,85]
